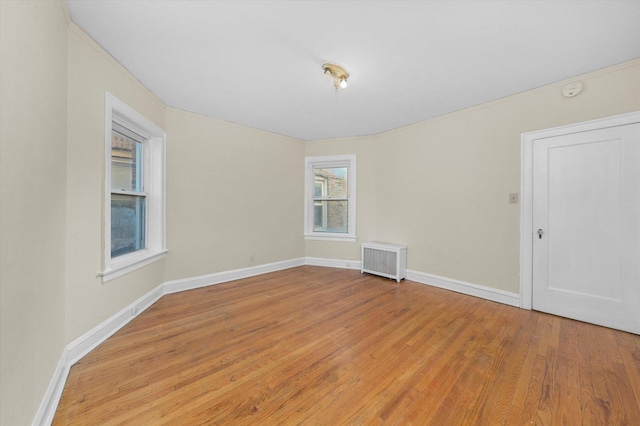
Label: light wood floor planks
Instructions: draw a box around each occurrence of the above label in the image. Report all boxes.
[53,266,640,425]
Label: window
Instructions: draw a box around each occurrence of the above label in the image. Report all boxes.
[102,93,166,282]
[304,155,356,241]
[111,123,145,258]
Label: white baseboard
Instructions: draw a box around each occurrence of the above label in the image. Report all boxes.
[406,269,520,307]
[32,351,70,426]
[66,284,165,365]
[163,257,306,294]
[305,257,361,270]
[33,284,165,426]
[34,257,518,425]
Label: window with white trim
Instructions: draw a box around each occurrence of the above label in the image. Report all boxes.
[304,155,356,241]
[102,93,166,282]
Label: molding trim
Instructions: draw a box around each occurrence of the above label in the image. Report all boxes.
[101,251,167,283]
[305,257,361,270]
[304,235,357,242]
[406,269,520,307]
[32,352,70,426]
[33,284,164,425]
[34,256,519,425]
[164,258,305,294]
[66,285,165,365]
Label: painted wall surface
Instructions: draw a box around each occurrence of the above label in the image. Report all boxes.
[163,109,305,281]
[306,60,640,293]
[0,1,68,424]
[65,25,167,342]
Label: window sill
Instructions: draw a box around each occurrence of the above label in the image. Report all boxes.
[101,249,167,283]
[305,234,357,242]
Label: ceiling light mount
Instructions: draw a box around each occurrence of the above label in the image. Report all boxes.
[562,81,583,98]
[323,63,349,90]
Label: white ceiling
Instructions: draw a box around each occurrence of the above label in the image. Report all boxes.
[68,1,640,141]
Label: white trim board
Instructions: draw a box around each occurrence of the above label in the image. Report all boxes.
[406,270,520,307]
[32,352,69,426]
[519,110,640,310]
[33,256,518,425]
[305,257,361,270]
[302,258,519,307]
[164,258,305,294]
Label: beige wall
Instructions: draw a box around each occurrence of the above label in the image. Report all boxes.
[64,24,168,342]
[0,1,68,424]
[306,60,640,293]
[163,109,305,281]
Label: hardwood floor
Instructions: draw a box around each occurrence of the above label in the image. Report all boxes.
[53,266,640,425]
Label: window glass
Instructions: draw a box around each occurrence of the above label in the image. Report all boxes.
[110,122,146,258]
[111,194,146,257]
[313,200,348,233]
[313,167,348,198]
[111,128,143,192]
[314,203,325,229]
[314,179,325,197]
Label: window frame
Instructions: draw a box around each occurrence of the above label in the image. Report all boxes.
[313,176,328,231]
[101,93,167,283]
[304,154,356,241]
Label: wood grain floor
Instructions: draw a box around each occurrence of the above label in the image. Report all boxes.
[54,266,640,425]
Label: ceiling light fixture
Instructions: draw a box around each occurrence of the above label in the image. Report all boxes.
[323,63,349,90]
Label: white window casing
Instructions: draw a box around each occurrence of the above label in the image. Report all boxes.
[304,154,356,242]
[101,92,167,282]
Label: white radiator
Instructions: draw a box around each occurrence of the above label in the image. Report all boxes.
[361,242,407,282]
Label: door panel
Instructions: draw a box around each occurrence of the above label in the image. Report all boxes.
[533,123,640,334]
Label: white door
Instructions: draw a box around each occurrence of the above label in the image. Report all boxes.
[532,123,640,334]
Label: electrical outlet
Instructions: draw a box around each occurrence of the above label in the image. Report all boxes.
[509,193,519,204]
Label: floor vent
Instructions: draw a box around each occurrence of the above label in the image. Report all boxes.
[361,242,407,282]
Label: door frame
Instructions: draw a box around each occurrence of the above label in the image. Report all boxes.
[519,110,640,309]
